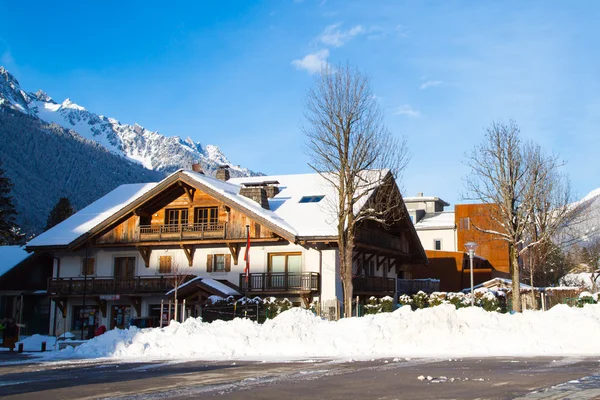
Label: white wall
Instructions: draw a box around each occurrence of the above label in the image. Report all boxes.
[416,228,456,251]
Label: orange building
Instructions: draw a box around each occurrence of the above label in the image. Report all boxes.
[409,198,510,292]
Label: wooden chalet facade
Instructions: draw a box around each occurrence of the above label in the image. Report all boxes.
[26,166,426,336]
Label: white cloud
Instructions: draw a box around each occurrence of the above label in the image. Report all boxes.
[420,80,442,90]
[319,23,365,47]
[292,49,330,74]
[394,105,421,118]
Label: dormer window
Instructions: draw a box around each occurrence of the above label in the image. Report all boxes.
[299,195,325,203]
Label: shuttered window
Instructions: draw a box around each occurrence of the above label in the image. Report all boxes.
[114,257,136,278]
[207,254,231,272]
[81,258,95,275]
[159,256,172,273]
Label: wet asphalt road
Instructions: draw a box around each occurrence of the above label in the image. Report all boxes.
[1,355,599,399]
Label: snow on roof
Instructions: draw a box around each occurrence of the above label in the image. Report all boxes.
[166,276,240,297]
[229,170,388,237]
[27,183,158,247]
[26,168,392,248]
[201,278,240,296]
[466,278,532,292]
[414,212,455,230]
[0,246,32,278]
[182,171,298,237]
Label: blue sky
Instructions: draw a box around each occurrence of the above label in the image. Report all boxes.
[1,0,598,206]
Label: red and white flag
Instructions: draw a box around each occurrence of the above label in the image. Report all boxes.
[244,226,250,283]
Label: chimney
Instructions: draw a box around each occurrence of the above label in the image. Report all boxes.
[216,165,231,181]
[191,163,205,175]
[417,192,424,197]
[239,184,270,210]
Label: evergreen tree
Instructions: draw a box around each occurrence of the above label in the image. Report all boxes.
[0,161,23,245]
[45,197,74,231]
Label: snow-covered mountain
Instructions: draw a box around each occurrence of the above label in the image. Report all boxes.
[0,66,257,176]
[567,188,600,245]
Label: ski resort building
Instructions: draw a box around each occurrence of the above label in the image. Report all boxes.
[26,166,426,337]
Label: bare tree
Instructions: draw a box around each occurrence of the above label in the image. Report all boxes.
[302,63,409,315]
[160,259,191,322]
[464,121,578,312]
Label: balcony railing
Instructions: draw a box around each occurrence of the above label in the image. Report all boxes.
[239,272,320,293]
[48,276,185,296]
[355,229,407,253]
[138,223,226,241]
[352,276,396,294]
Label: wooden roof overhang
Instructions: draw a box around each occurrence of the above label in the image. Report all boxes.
[27,171,298,252]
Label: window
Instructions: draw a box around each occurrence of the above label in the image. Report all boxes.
[434,239,442,251]
[159,256,172,273]
[206,254,231,272]
[214,254,225,271]
[194,207,218,226]
[299,195,325,203]
[165,208,188,225]
[268,253,302,273]
[114,257,136,278]
[81,257,95,276]
[459,217,470,230]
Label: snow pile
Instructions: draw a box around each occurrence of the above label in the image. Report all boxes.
[17,335,57,351]
[46,304,600,361]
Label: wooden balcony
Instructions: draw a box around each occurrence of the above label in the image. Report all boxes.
[48,276,185,296]
[355,229,407,254]
[138,223,227,242]
[353,276,396,295]
[239,272,320,294]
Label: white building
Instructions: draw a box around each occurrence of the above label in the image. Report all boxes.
[403,193,457,252]
[27,166,426,337]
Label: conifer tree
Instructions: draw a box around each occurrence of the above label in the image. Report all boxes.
[0,161,23,245]
[45,197,74,231]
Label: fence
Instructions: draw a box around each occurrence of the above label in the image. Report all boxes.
[397,278,440,295]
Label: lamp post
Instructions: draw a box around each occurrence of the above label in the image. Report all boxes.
[465,242,478,307]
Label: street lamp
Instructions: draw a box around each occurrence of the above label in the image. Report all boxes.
[465,242,478,307]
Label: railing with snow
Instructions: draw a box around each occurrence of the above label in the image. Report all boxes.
[396,278,440,295]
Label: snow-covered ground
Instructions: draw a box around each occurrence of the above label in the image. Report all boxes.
[36,304,600,362]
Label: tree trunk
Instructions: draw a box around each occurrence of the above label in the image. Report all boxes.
[338,232,354,318]
[529,256,537,310]
[510,244,521,312]
[174,289,178,323]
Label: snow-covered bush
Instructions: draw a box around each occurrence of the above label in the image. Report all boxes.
[446,292,466,309]
[364,296,381,315]
[398,294,412,307]
[412,291,429,309]
[263,297,292,318]
[477,291,500,312]
[429,292,447,307]
[380,296,394,313]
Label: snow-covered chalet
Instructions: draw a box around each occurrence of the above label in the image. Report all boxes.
[26,165,426,336]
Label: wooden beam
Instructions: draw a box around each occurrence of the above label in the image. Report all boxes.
[131,296,142,316]
[227,243,241,265]
[364,253,376,264]
[133,209,150,217]
[180,245,195,267]
[353,252,361,262]
[388,258,397,273]
[55,298,68,318]
[183,185,196,203]
[377,255,387,271]
[137,247,152,268]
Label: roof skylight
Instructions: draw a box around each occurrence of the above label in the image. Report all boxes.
[299,195,325,203]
